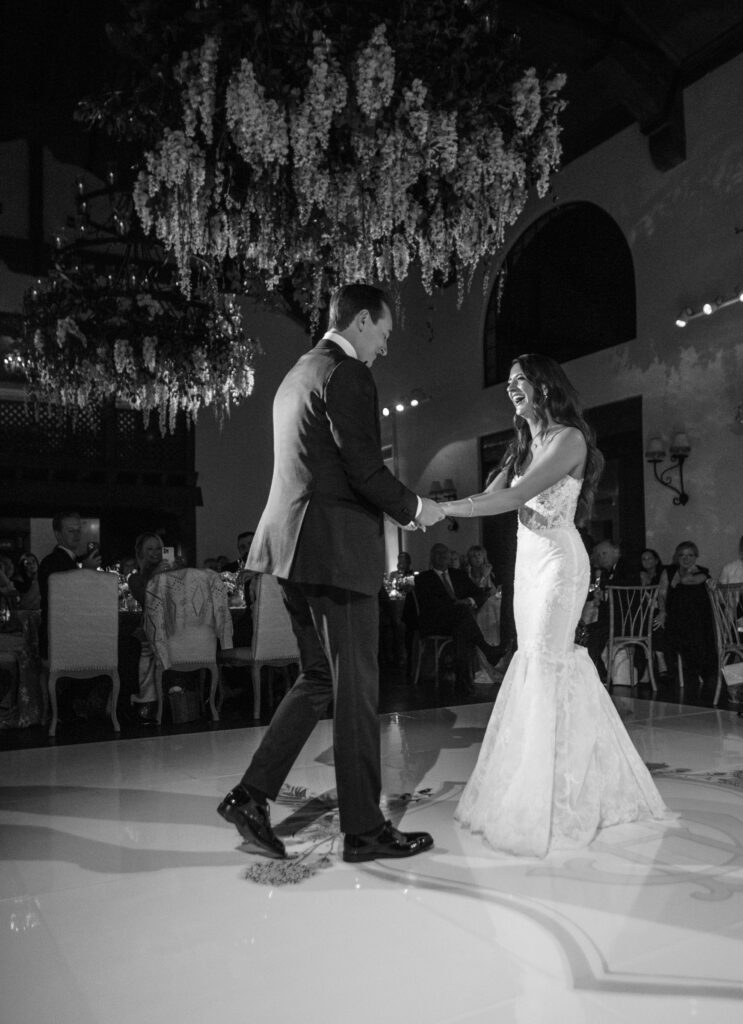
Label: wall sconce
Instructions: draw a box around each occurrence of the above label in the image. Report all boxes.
[644,433,691,505]
[429,478,459,530]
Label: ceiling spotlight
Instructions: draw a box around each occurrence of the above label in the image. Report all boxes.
[410,397,419,407]
[702,302,713,315]
[395,402,405,412]
[382,406,390,417]
[675,316,687,328]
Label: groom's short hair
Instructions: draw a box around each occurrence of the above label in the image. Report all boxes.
[328,284,390,331]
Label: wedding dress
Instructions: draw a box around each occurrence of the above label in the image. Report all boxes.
[455,475,668,857]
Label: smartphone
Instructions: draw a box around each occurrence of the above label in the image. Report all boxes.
[162,546,175,564]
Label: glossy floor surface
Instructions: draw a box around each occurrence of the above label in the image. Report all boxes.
[2,696,743,1024]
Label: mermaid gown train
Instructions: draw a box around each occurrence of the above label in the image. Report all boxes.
[455,475,668,857]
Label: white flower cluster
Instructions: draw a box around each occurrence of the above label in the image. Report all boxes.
[225,58,289,170]
[133,23,566,321]
[25,279,257,435]
[354,24,395,121]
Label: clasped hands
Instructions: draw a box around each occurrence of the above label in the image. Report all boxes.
[398,496,447,532]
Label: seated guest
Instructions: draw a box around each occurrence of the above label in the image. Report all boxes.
[466,544,500,647]
[396,550,413,576]
[118,556,137,580]
[203,557,219,571]
[719,535,743,585]
[38,512,101,657]
[414,542,502,691]
[127,532,172,723]
[584,539,637,684]
[659,541,723,706]
[0,555,18,616]
[12,553,41,611]
[448,550,462,571]
[224,531,255,572]
[638,547,669,678]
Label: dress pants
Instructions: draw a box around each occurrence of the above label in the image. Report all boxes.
[242,580,385,836]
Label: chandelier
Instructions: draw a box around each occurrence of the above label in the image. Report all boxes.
[83,0,567,328]
[21,173,258,434]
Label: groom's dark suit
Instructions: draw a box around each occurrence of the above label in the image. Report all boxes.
[243,336,419,835]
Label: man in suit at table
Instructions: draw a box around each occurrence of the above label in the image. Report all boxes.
[414,542,502,691]
[218,283,444,862]
[38,511,101,658]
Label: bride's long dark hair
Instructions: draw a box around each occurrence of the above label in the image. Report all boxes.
[498,353,604,525]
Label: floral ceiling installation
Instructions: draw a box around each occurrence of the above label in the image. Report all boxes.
[87,0,567,325]
[22,182,258,434]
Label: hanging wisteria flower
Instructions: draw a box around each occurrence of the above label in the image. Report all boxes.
[82,0,568,328]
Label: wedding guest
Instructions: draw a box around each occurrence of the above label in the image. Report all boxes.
[12,554,41,611]
[127,532,172,723]
[719,535,743,585]
[637,548,669,679]
[639,548,665,587]
[396,551,413,576]
[659,541,722,706]
[0,555,18,605]
[448,550,462,571]
[38,512,101,658]
[466,544,500,647]
[415,542,502,692]
[224,531,255,572]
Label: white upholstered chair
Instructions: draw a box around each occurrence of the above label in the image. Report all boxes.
[144,568,232,725]
[46,570,120,737]
[217,574,300,720]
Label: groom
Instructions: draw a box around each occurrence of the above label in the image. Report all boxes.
[218,283,444,862]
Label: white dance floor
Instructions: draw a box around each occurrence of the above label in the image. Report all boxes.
[2,696,743,1023]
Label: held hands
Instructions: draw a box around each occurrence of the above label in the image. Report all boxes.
[415,496,446,529]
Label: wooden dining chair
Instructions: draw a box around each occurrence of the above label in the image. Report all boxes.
[408,589,454,688]
[606,584,659,691]
[46,570,120,737]
[709,582,743,705]
[217,574,300,720]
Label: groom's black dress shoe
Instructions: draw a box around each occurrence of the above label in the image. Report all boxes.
[343,820,433,863]
[218,786,286,859]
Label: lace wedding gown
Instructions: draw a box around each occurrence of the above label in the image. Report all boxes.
[455,475,668,857]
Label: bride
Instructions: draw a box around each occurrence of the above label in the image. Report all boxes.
[440,353,668,857]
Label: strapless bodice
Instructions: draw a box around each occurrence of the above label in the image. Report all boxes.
[516,475,581,531]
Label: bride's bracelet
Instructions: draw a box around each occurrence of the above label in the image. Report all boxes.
[466,497,474,518]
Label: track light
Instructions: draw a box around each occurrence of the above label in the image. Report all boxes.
[675,292,743,327]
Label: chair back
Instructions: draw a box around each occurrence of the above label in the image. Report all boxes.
[144,568,232,669]
[251,575,299,662]
[710,583,743,663]
[48,570,119,672]
[607,585,658,642]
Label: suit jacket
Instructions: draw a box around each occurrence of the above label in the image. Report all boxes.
[414,568,488,634]
[38,546,78,656]
[247,338,418,596]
